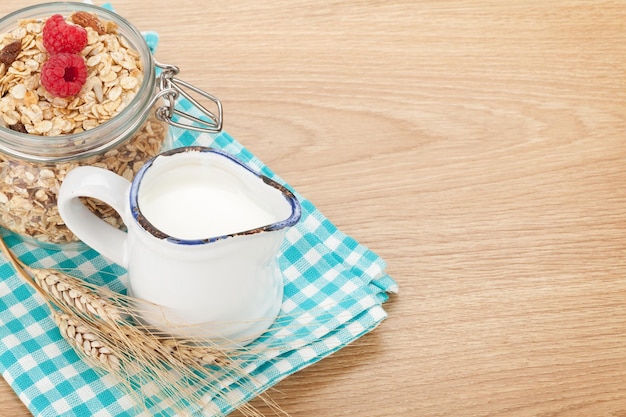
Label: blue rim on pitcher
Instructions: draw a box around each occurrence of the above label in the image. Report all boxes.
[129,146,302,244]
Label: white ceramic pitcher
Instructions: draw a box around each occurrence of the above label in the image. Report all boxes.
[57,146,301,344]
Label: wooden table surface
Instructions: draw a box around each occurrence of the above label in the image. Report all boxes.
[1,1,626,416]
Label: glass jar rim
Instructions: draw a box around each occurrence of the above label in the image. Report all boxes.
[0,2,156,162]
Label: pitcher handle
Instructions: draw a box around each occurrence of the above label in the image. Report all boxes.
[58,166,130,267]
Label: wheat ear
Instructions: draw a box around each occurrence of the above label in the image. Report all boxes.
[53,310,121,370]
[0,235,289,417]
[28,266,123,322]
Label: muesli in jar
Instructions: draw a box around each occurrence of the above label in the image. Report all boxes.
[0,6,167,247]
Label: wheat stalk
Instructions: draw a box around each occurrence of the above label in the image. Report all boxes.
[0,235,289,417]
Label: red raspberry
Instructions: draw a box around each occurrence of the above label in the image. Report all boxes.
[40,53,88,98]
[43,14,88,54]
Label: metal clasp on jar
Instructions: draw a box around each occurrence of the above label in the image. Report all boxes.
[151,60,223,133]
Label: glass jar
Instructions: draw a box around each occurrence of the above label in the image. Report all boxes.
[0,2,222,249]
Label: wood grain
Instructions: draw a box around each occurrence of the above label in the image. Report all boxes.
[1,1,625,416]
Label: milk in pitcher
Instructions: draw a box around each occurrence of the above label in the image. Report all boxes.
[138,163,281,240]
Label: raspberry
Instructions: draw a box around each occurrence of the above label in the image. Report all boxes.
[43,14,88,54]
[40,53,88,98]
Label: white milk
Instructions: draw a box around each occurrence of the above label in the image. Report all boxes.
[138,164,280,240]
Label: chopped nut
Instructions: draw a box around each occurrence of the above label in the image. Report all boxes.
[70,11,106,35]
[0,40,21,66]
[23,90,38,106]
[8,122,27,133]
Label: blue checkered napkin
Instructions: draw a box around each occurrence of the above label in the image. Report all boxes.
[0,125,397,417]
